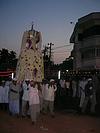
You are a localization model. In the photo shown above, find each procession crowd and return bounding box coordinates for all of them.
[0,74,100,125]
[0,78,57,124]
[58,75,100,115]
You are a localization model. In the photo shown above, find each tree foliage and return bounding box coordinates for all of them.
[0,48,18,71]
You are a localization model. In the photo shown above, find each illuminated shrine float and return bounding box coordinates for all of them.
[16,24,44,82]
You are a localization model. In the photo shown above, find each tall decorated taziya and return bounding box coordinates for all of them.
[16,24,44,82]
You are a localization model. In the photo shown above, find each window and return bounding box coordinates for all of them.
[81,48,95,59]
[97,48,100,57]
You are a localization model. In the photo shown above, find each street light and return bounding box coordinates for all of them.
[66,70,69,72]
[70,21,75,25]
[12,73,14,79]
[58,70,61,79]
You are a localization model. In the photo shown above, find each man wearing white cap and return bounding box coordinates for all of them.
[22,79,30,117]
[28,80,40,124]
[43,79,57,117]
[9,78,21,116]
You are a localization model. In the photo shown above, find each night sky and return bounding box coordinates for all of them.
[0,0,100,64]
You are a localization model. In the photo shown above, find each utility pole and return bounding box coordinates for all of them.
[48,42,54,61]
[42,45,49,59]
[43,46,46,58]
[42,45,50,79]
[42,43,54,79]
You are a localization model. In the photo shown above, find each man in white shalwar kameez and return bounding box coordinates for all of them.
[79,77,87,110]
[0,81,5,110]
[43,79,57,117]
[9,78,21,116]
[4,81,10,111]
[22,79,30,117]
[29,80,40,125]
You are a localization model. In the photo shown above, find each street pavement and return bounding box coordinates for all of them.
[0,110,100,133]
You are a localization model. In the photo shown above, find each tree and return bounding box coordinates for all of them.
[0,48,18,71]
[8,51,18,69]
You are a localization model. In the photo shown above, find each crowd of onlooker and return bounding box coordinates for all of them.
[0,74,100,124]
[56,74,100,115]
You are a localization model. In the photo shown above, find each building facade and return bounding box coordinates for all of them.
[70,12,100,71]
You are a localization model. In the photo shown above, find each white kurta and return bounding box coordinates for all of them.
[79,80,87,107]
[42,84,49,100]
[43,85,57,102]
[0,86,4,103]
[4,85,9,103]
[29,86,39,105]
[22,82,29,101]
